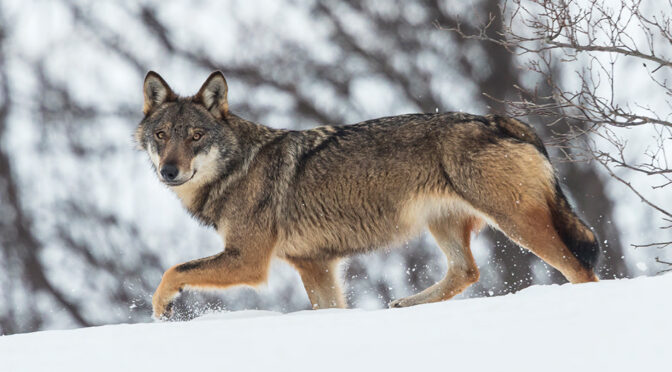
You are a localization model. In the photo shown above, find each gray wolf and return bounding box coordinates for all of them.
[136,71,599,319]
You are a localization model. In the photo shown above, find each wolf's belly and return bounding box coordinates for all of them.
[273,193,469,260]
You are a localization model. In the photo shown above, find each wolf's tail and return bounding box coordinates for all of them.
[487,114,600,270]
[547,182,601,270]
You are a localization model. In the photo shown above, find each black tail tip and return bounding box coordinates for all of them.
[569,238,601,271]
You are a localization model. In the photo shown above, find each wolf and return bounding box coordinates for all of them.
[136,71,600,319]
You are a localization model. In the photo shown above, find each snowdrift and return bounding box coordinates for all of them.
[1,274,669,371]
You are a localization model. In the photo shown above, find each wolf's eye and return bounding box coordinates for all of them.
[193,133,203,141]
[155,131,166,140]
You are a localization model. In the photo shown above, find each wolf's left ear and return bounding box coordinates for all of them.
[143,71,176,115]
[195,71,229,119]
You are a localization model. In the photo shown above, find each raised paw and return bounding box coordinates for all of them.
[152,301,175,321]
[152,290,179,320]
[152,266,185,320]
[152,283,181,320]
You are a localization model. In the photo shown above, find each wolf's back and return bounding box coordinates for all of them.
[485,115,549,158]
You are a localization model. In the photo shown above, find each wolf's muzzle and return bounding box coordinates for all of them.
[160,164,179,182]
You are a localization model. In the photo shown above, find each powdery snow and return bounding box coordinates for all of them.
[1,274,669,371]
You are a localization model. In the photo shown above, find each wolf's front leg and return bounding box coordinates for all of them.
[152,236,274,319]
[289,258,346,309]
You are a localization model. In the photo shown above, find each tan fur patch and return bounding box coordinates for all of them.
[171,146,221,208]
[146,141,160,169]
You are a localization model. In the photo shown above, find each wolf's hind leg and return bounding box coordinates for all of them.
[290,259,346,309]
[390,216,481,308]
[493,206,599,284]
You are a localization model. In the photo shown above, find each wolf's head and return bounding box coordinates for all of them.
[136,71,238,187]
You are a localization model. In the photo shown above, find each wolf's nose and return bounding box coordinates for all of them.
[160,164,179,181]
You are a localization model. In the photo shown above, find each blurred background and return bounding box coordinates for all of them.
[0,0,669,335]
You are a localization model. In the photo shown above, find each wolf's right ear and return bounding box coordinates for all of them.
[143,71,176,115]
[195,71,229,119]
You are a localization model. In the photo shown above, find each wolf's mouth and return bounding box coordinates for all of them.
[164,170,196,187]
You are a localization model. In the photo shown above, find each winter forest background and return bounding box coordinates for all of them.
[0,0,670,335]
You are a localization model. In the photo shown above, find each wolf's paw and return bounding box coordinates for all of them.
[389,295,426,308]
[389,298,411,308]
[152,288,181,321]
[152,266,184,320]
[152,301,175,321]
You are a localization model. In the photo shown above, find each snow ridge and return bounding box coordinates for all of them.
[1,275,669,372]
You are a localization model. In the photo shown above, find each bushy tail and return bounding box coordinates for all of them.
[548,183,601,270]
[485,114,600,270]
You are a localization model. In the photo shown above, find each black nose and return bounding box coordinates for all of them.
[160,164,179,181]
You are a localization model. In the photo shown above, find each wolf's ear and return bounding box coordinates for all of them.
[143,71,176,115]
[195,71,228,119]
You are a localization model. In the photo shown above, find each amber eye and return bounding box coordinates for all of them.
[193,133,203,141]
[155,131,166,140]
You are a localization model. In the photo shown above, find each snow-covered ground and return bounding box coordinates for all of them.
[1,274,669,371]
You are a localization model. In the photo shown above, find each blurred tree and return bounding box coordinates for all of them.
[445,0,670,273]
[461,0,630,292]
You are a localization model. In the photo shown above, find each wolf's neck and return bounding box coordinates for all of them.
[171,114,286,225]
[226,113,284,149]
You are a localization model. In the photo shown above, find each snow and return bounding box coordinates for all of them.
[1,274,669,371]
